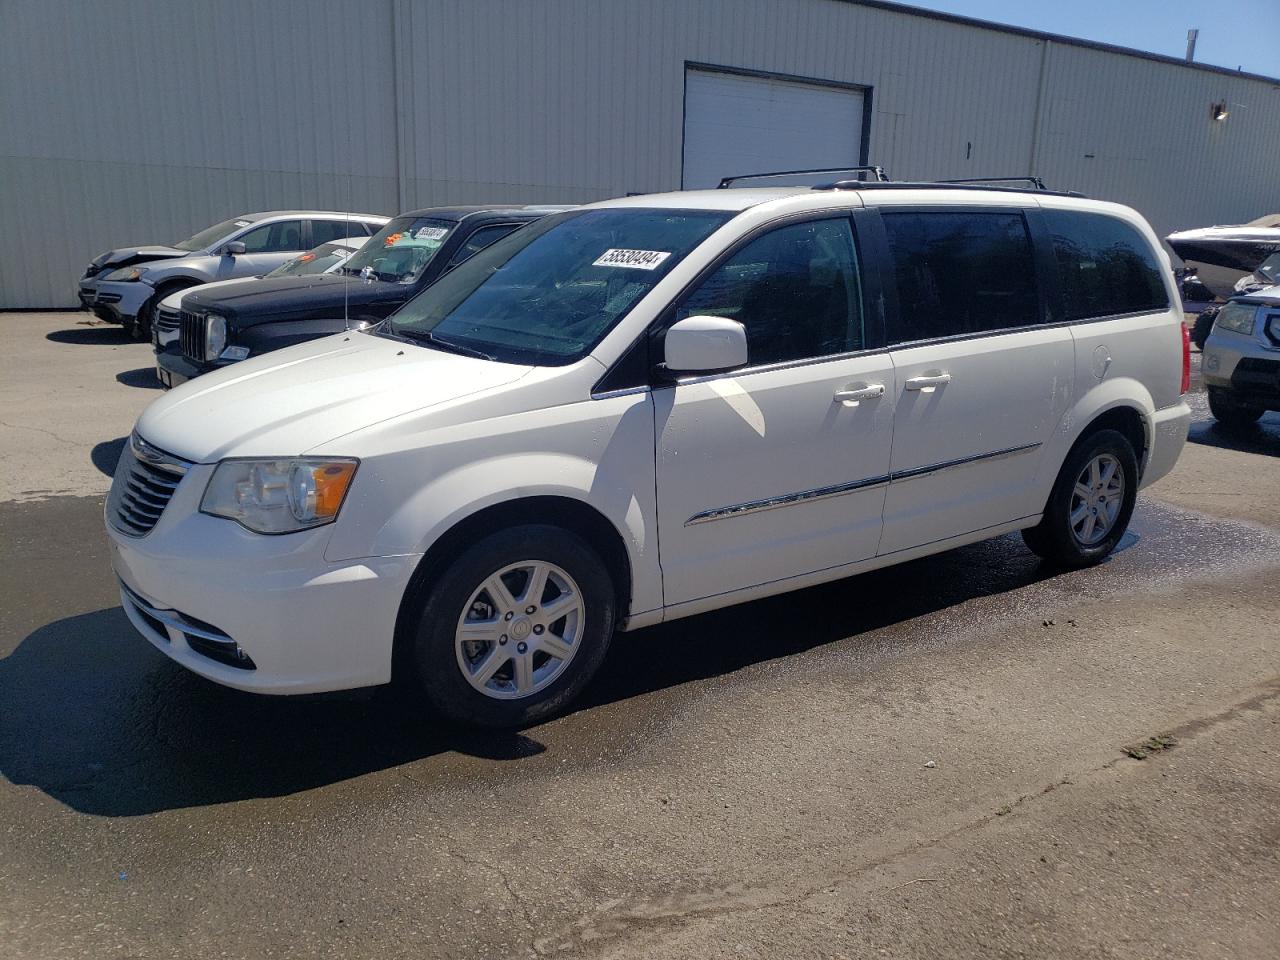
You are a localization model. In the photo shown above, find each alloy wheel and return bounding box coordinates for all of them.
[1070,453,1124,546]
[454,560,584,700]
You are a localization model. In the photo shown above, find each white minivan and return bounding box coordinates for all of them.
[107,183,1191,727]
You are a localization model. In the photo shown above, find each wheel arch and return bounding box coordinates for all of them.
[391,495,634,681]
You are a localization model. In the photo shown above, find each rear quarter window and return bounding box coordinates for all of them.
[1042,209,1169,321]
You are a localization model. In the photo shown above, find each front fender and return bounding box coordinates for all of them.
[321,393,661,617]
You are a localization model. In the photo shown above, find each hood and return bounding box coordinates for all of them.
[135,331,532,462]
[94,245,190,270]
[185,273,409,325]
[160,276,259,311]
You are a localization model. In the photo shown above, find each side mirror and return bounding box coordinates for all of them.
[663,315,748,375]
[223,241,246,256]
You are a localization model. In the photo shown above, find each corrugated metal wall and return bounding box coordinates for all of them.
[3,0,1278,308]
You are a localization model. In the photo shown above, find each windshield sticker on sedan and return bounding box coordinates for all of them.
[415,227,449,241]
[234,220,252,227]
[592,248,672,270]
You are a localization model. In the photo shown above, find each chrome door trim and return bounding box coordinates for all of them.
[890,441,1041,482]
[685,474,891,526]
[684,441,1042,525]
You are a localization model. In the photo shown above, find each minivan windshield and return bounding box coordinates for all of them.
[175,217,253,252]
[384,208,732,365]
[341,216,456,283]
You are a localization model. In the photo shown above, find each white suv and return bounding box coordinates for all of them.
[106,184,1191,727]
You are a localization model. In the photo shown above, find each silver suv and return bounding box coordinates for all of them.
[1201,285,1280,427]
[78,210,387,338]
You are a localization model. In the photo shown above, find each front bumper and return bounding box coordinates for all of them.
[106,459,420,694]
[1203,331,1280,409]
[92,279,152,322]
[78,278,121,323]
[154,344,201,388]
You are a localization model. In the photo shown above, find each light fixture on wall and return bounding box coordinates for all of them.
[1212,101,1230,121]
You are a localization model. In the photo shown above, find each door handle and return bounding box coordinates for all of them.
[904,373,952,392]
[833,383,885,406]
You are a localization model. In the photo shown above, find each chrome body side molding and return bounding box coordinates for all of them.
[685,441,1042,526]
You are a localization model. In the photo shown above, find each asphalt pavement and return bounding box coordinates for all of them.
[1,312,1278,960]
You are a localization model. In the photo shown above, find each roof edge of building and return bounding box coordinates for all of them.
[845,0,1280,87]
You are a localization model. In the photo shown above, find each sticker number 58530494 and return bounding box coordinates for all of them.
[592,248,671,270]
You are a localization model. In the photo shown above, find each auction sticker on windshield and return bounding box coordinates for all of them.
[415,227,449,241]
[593,248,671,270]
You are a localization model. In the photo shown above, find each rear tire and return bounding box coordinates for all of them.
[407,524,616,729]
[1207,387,1263,429]
[1190,308,1217,350]
[1022,428,1138,568]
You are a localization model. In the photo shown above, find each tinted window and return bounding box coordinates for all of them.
[1043,210,1169,320]
[311,219,368,245]
[447,223,523,267]
[883,211,1038,342]
[237,220,304,253]
[387,208,731,366]
[676,218,864,365]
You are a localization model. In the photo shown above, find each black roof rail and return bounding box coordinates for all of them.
[814,180,1088,199]
[717,165,889,188]
[938,176,1050,190]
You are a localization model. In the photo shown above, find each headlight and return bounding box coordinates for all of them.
[106,266,148,282]
[1214,301,1258,336]
[205,313,228,358]
[201,458,358,534]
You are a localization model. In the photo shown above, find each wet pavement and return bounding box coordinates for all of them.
[2,313,1279,959]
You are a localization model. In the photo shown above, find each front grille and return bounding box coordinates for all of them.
[156,305,181,332]
[180,309,205,361]
[98,292,122,304]
[107,435,190,536]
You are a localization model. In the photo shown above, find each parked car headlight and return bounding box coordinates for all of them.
[1214,301,1258,336]
[201,458,359,534]
[106,266,148,282]
[205,313,228,357]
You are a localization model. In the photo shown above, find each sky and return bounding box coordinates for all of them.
[904,0,1278,78]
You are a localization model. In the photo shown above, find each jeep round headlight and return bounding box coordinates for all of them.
[106,266,147,282]
[1214,301,1259,336]
[201,458,359,534]
[205,313,228,358]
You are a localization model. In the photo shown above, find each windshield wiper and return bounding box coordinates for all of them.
[396,328,496,361]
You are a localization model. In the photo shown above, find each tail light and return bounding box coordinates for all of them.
[1180,324,1191,395]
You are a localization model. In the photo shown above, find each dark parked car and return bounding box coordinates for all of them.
[157,205,569,386]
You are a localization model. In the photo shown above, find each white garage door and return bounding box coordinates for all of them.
[682,69,866,189]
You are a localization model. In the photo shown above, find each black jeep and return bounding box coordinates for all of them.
[157,205,567,387]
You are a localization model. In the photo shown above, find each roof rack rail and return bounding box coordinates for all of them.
[814,180,1087,199]
[718,165,889,188]
[938,177,1050,190]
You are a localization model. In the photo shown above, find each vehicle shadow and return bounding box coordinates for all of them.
[116,367,162,390]
[90,437,127,477]
[1187,413,1280,458]
[0,531,1082,818]
[45,325,132,345]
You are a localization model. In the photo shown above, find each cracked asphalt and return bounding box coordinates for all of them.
[2,312,1278,959]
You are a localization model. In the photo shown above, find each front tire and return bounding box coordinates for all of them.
[407,525,616,728]
[1022,429,1138,568]
[1207,387,1263,429]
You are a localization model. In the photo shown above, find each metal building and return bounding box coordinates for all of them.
[2,0,1278,308]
